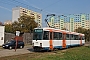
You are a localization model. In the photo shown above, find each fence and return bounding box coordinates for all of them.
[4,33,33,45]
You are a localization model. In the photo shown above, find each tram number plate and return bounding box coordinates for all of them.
[36,42,38,43]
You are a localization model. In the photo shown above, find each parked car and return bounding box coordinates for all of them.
[2,40,24,50]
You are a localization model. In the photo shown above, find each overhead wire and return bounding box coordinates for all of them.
[9,0,28,8]
[0,0,12,12]
[0,0,13,6]
[0,0,61,16]
[43,0,61,10]
[0,0,21,11]
[22,0,57,14]
[23,0,42,11]
[0,0,20,7]
[0,0,60,14]
[0,0,61,27]
[0,5,12,12]
[1,0,61,16]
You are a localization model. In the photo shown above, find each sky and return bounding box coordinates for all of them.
[0,0,90,27]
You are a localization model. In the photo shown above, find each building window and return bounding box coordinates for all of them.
[82,26,84,27]
[61,25,63,26]
[61,27,63,29]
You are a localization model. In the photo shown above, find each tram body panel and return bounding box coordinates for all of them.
[71,40,79,46]
[66,40,71,47]
[82,40,85,45]
[53,40,62,49]
[32,40,42,46]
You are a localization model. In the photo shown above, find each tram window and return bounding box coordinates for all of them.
[33,29,43,40]
[63,34,66,40]
[70,34,74,40]
[43,31,49,40]
[66,34,70,40]
[79,36,85,40]
[59,33,62,40]
[50,32,52,40]
[74,35,79,40]
[33,33,42,40]
[79,36,81,40]
[53,32,59,40]
[82,36,85,40]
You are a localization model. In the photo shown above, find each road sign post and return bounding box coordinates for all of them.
[15,31,20,52]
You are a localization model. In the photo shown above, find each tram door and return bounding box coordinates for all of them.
[80,35,82,45]
[62,33,66,48]
[49,31,53,50]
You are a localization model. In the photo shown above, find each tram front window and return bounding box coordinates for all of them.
[33,29,43,40]
[43,31,49,40]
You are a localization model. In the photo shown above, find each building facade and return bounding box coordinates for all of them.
[48,13,90,32]
[12,7,42,27]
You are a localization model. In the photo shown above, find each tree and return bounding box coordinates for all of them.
[0,22,3,26]
[12,21,20,33]
[84,29,90,42]
[12,15,38,33]
[5,24,13,33]
[75,27,90,42]
[74,27,86,33]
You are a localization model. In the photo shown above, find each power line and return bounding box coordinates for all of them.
[0,0,54,14]
[0,0,15,7]
[10,0,28,7]
[0,5,11,12]
[9,0,43,13]
[43,0,61,10]
[0,0,61,14]
[11,0,40,10]
[0,0,36,11]
[23,0,42,11]
[22,0,54,14]
[0,0,60,15]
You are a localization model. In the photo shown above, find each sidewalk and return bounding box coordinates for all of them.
[0,46,33,57]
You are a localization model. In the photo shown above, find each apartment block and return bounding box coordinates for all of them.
[12,7,42,27]
[48,13,90,32]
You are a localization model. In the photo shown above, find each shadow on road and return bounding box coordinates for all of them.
[27,48,34,52]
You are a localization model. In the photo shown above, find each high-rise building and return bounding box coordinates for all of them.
[48,13,90,32]
[12,7,42,27]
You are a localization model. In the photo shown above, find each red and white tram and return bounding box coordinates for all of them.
[32,27,85,51]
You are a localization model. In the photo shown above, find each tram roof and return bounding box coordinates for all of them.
[79,33,85,36]
[34,27,84,35]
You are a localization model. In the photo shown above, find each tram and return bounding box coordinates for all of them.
[32,27,85,51]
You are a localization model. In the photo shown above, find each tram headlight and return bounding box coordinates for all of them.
[40,43,42,47]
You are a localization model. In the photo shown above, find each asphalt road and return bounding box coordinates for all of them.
[0,45,33,57]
